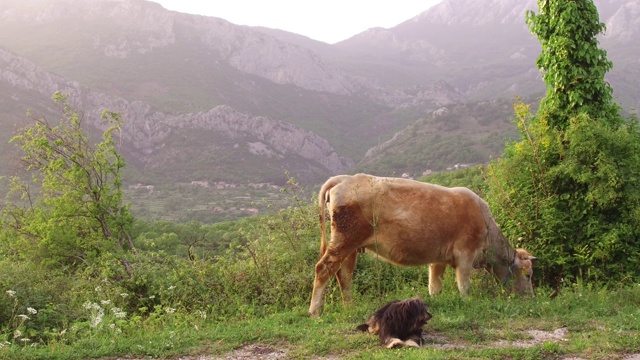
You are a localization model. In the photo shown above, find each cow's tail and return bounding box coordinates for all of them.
[317,175,348,259]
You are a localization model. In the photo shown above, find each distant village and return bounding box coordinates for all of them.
[127,180,283,218]
[128,180,282,193]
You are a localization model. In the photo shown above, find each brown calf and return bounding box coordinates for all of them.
[309,174,535,316]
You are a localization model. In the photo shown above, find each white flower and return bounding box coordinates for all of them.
[94,286,102,292]
[19,338,30,343]
[109,323,115,330]
[13,330,22,339]
[90,313,103,328]
[100,300,111,306]
[197,310,207,319]
[83,301,101,311]
[17,314,30,320]
[120,293,129,298]
[168,285,176,290]
[111,307,126,318]
[6,290,16,297]
[165,308,176,314]
[26,307,37,315]
[148,295,155,299]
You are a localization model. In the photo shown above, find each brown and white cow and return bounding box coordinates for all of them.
[309,174,535,316]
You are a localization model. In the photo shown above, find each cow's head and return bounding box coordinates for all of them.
[511,248,536,295]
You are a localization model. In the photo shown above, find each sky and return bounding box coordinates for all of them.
[153,0,443,44]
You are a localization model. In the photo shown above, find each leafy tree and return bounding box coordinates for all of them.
[485,1,640,285]
[0,92,136,275]
[526,0,621,129]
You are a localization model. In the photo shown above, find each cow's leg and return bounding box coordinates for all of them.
[454,263,473,296]
[309,247,351,316]
[429,263,447,295]
[335,250,358,305]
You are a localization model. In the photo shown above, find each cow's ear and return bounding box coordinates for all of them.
[528,256,538,261]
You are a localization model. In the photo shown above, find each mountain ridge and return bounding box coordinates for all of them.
[1,0,639,222]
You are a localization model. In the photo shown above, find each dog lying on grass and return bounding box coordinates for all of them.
[356,298,432,348]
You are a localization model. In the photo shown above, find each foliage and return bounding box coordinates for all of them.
[0,92,135,273]
[526,0,620,129]
[2,271,639,359]
[486,0,640,285]
[421,166,486,197]
[1,162,640,358]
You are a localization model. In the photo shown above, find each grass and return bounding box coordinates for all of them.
[2,278,639,360]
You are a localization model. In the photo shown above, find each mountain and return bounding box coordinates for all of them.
[334,0,639,109]
[1,0,639,221]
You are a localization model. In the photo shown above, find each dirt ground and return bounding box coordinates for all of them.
[163,328,640,360]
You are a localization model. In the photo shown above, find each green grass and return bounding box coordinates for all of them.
[2,280,639,360]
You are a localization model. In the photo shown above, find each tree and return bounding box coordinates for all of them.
[526,0,620,129]
[0,92,136,276]
[485,0,640,285]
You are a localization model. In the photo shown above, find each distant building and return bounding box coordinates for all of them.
[190,180,209,188]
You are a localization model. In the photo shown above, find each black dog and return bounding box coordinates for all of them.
[356,298,432,348]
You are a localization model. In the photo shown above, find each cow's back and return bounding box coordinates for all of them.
[326,174,490,267]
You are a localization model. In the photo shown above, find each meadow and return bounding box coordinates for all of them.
[2,180,639,360]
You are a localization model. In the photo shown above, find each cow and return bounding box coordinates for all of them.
[356,298,432,348]
[308,173,536,317]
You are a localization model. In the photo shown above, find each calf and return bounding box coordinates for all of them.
[309,174,536,316]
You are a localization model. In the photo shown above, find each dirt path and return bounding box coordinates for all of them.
[165,328,640,360]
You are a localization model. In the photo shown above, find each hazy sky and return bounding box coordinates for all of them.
[153,0,443,44]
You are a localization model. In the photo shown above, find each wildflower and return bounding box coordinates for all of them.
[148,295,155,299]
[60,329,67,336]
[111,307,126,318]
[165,308,176,314]
[83,301,101,311]
[95,286,101,292]
[109,323,116,330]
[0,341,11,349]
[197,310,207,319]
[100,300,111,306]
[168,285,176,290]
[13,330,21,339]
[26,307,37,315]
[90,312,104,328]
[120,293,129,298]
[17,314,30,320]
[20,338,30,343]
[6,290,16,297]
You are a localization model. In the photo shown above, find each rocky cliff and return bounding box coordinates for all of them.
[0,47,352,177]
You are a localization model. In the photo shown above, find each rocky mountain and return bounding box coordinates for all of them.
[335,0,640,110]
[0,47,352,184]
[1,0,639,210]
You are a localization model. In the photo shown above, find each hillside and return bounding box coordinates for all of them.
[1,0,639,222]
